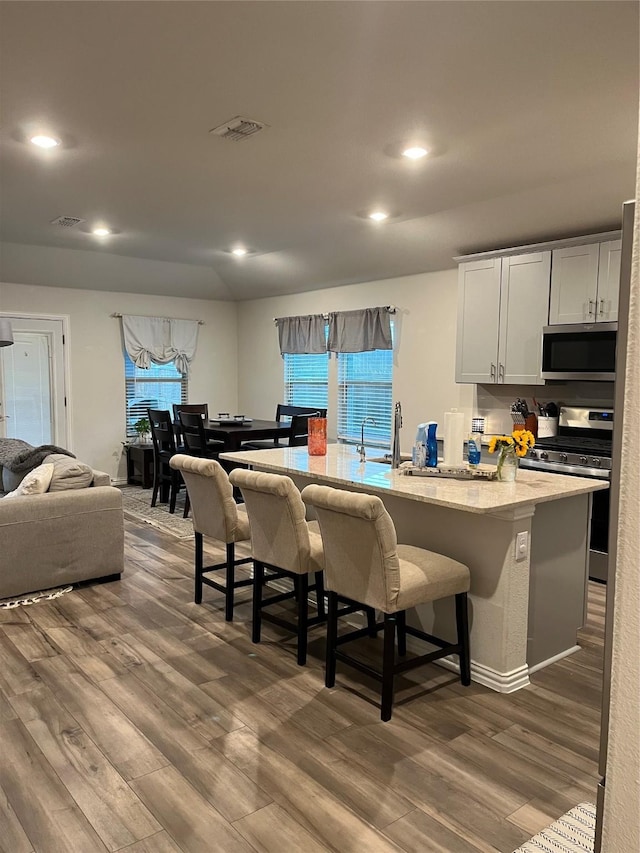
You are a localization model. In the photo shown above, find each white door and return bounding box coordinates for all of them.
[455,258,501,383]
[0,317,68,445]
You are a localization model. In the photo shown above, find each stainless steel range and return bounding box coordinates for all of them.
[520,405,612,581]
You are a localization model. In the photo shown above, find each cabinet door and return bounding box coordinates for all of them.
[498,251,551,385]
[455,258,501,383]
[596,239,621,323]
[549,243,599,324]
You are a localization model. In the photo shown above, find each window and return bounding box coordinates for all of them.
[284,351,329,412]
[337,345,393,449]
[124,352,187,437]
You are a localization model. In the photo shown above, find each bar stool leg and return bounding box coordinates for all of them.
[225,543,235,622]
[296,573,309,666]
[366,607,378,638]
[252,560,264,644]
[315,571,326,618]
[455,592,471,686]
[397,610,407,656]
[194,532,204,604]
[325,591,338,688]
[381,613,397,722]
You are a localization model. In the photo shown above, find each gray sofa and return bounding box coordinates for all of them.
[0,457,124,600]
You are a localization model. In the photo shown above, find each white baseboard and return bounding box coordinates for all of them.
[527,644,580,675]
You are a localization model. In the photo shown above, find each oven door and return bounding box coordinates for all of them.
[541,323,617,381]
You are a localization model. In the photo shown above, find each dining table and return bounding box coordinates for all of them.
[174,417,292,452]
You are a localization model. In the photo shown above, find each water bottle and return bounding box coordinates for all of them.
[426,422,438,467]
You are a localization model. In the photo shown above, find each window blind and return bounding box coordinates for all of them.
[283,352,329,411]
[337,347,393,448]
[124,352,187,437]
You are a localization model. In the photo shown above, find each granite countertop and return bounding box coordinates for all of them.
[220,444,608,515]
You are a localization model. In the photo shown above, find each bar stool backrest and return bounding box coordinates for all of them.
[169,454,243,543]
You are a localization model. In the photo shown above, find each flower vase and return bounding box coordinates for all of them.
[308,417,327,456]
[497,445,519,482]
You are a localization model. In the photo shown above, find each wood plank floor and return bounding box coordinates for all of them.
[0,516,606,853]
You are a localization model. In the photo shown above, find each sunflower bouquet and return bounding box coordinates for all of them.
[489,430,535,480]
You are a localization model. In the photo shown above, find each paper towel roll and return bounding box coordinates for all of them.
[443,411,465,466]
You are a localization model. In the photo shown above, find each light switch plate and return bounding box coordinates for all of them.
[515,531,529,562]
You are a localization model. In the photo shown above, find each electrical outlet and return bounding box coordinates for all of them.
[515,531,529,562]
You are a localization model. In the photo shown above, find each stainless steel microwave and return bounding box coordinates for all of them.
[541,323,617,381]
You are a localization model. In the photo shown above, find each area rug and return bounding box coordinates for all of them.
[514,803,596,853]
[120,486,194,539]
[0,586,73,609]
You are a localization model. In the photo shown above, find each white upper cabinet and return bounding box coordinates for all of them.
[549,241,620,324]
[456,251,550,385]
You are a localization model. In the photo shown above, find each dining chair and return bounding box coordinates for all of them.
[147,408,190,516]
[228,468,327,666]
[169,454,253,620]
[173,403,209,420]
[178,411,225,459]
[301,483,471,721]
[242,405,327,450]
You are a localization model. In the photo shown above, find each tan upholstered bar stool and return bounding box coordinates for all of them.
[301,483,471,721]
[228,468,327,666]
[169,454,252,621]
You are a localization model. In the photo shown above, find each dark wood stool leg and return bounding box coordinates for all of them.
[455,592,471,686]
[396,610,407,656]
[366,607,378,638]
[183,490,190,519]
[381,613,397,722]
[315,571,326,618]
[194,531,203,604]
[225,543,235,622]
[325,591,338,688]
[169,470,178,514]
[252,561,264,644]
[296,573,309,666]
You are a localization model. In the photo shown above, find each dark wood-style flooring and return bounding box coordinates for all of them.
[0,515,606,853]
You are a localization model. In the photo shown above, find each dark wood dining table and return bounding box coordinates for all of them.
[176,418,292,452]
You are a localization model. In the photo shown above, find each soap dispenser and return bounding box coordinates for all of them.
[426,422,438,467]
[413,423,427,468]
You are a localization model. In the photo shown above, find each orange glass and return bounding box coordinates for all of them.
[308,417,327,456]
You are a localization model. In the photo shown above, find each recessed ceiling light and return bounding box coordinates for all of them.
[232,248,248,256]
[30,134,60,149]
[369,211,389,222]
[92,227,111,237]
[402,146,428,160]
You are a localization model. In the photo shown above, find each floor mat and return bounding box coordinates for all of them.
[513,803,596,853]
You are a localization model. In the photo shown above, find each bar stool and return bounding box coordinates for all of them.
[301,483,471,721]
[228,468,327,666]
[169,454,252,621]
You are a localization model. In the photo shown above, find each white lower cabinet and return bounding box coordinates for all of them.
[456,251,551,385]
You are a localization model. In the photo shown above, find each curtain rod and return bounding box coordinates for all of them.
[111,313,205,325]
[273,305,397,323]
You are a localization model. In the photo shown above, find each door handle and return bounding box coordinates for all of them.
[588,299,596,317]
[599,299,605,317]
[498,363,505,383]
[490,363,496,381]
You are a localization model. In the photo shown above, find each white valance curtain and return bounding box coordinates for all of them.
[276,314,326,355]
[121,315,199,375]
[327,306,393,353]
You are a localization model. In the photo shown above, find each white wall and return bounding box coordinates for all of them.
[0,281,238,479]
[237,269,475,451]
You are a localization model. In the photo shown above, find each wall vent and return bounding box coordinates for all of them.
[50,215,85,227]
[209,116,269,142]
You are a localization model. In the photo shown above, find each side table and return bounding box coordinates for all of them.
[125,443,154,488]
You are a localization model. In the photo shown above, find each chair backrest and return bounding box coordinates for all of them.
[288,413,313,447]
[229,468,315,574]
[301,484,400,612]
[173,403,209,420]
[275,404,327,423]
[169,454,244,543]
[179,411,209,453]
[148,408,177,455]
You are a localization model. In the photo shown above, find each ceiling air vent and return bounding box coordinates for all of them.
[50,215,85,228]
[209,116,269,142]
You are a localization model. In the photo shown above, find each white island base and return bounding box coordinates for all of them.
[221,446,607,692]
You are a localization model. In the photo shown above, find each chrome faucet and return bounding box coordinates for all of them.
[391,402,402,469]
[357,417,376,462]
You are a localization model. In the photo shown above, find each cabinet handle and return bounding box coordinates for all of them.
[498,363,505,383]
[490,363,496,380]
[588,299,596,317]
[599,299,605,317]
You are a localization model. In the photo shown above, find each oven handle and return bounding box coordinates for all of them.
[519,458,611,480]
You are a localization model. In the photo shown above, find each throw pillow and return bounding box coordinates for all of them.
[44,453,93,491]
[3,463,55,499]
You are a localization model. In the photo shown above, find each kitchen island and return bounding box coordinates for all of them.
[221,445,608,692]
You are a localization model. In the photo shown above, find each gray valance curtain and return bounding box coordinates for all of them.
[121,314,199,375]
[327,306,393,353]
[276,314,326,355]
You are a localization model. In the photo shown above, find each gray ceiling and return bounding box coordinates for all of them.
[1,1,638,302]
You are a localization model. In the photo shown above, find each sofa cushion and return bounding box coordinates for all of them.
[2,467,25,493]
[44,453,94,491]
[3,463,55,499]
